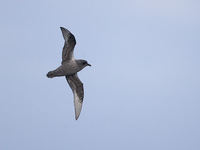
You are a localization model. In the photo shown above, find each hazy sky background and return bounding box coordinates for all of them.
[0,0,200,150]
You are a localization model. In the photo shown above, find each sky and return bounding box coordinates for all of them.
[0,0,200,150]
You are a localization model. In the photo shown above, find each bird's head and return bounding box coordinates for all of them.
[78,60,91,69]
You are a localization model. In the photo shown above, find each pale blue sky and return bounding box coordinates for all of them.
[0,0,200,150]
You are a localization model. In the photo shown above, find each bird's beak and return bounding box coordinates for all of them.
[87,63,91,67]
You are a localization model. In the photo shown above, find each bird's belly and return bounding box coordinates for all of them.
[54,63,80,76]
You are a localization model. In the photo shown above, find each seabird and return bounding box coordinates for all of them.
[46,27,91,120]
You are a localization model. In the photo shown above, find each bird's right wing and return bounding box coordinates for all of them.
[66,74,84,120]
[60,27,76,64]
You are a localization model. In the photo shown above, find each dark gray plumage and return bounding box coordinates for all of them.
[47,27,91,120]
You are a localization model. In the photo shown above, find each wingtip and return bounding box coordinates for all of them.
[75,115,79,120]
[60,27,75,42]
[75,107,81,120]
[60,27,65,30]
[60,27,70,33]
[74,93,83,120]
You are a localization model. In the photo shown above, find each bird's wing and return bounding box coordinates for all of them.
[60,27,76,64]
[66,74,84,120]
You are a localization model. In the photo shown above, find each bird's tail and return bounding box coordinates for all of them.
[46,71,56,78]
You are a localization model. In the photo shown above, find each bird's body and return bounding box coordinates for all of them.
[46,27,91,120]
[47,59,88,78]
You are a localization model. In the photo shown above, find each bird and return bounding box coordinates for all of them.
[46,27,91,120]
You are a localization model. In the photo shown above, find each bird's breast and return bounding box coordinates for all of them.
[62,61,80,75]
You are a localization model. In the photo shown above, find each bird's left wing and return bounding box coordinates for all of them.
[60,27,76,64]
[66,74,84,120]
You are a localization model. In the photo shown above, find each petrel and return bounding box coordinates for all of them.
[46,27,91,120]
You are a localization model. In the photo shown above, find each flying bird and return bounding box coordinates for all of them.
[46,27,91,120]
